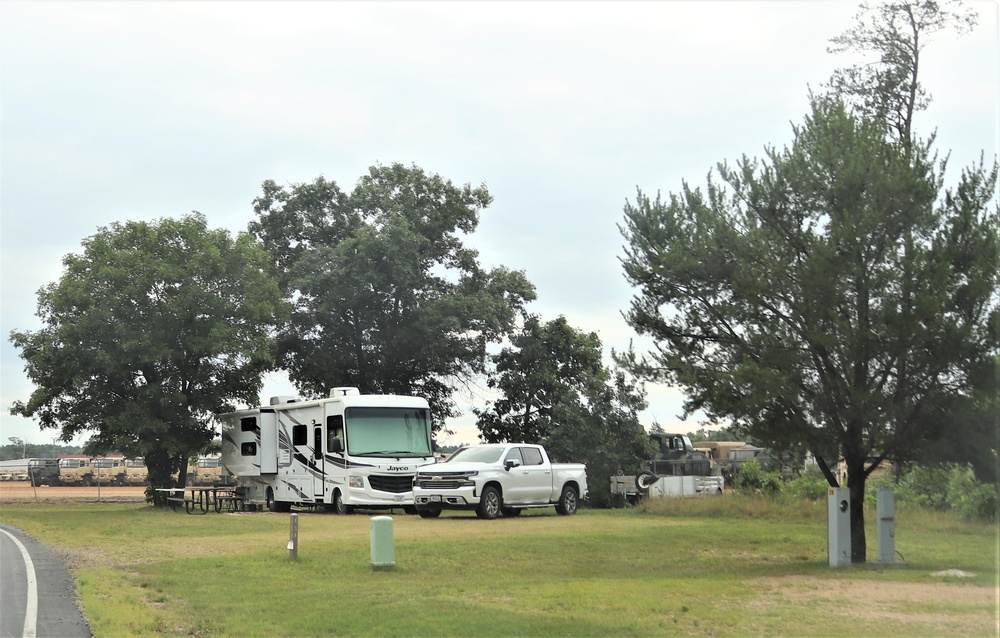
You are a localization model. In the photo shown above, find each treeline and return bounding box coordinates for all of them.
[0,443,84,461]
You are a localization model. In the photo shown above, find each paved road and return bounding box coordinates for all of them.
[0,525,91,638]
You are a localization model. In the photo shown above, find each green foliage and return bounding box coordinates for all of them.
[867,463,999,522]
[946,466,998,521]
[826,0,978,142]
[619,93,998,560]
[475,315,652,508]
[0,443,83,461]
[734,458,783,496]
[687,426,743,443]
[784,467,831,501]
[8,214,287,494]
[618,0,996,563]
[249,163,535,428]
[476,315,605,444]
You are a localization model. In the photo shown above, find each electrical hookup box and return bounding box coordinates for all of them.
[827,487,851,567]
[876,488,897,564]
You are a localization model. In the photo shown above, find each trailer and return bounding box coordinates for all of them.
[611,432,724,504]
[219,387,435,514]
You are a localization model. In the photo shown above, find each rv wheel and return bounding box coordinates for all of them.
[266,487,278,512]
[333,490,354,515]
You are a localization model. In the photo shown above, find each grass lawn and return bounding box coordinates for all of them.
[1,495,996,637]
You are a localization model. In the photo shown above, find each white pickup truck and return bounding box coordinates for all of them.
[412,443,587,519]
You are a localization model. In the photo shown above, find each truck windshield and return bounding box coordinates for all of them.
[445,447,504,464]
[345,407,433,458]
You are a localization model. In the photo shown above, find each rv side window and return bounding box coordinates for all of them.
[240,417,256,432]
[241,442,257,456]
[327,415,344,453]
[292,424,308,446]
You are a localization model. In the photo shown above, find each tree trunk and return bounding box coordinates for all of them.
[144,446,174,507]
[848,460,867,563]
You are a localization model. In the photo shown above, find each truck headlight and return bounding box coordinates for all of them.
[349,476,364,489]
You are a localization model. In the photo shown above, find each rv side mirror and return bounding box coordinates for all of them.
[331,438,344,454]
[504,459,521,471]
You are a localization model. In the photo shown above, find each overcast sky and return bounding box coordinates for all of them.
[1,1,996,449]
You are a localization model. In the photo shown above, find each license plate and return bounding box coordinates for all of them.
[431,495,442,502]
[393,495,405,502]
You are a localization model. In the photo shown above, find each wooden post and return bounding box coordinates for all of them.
[288,513,298,560]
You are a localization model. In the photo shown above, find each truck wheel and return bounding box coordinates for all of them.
[476,486,501,520]
[82,476,93,488]
[418,508,442,519]
[501,507,522,517]
[333,490,354,515]
[555,485,578,515]
[635,471,658,492]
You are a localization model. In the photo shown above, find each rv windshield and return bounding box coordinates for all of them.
[345,407,433,458]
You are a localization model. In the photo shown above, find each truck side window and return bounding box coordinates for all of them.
[292,424,308,446]
[521,447,543,466]
[504,448,524,465]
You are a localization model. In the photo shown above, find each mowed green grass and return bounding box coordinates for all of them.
[1,496,996,637]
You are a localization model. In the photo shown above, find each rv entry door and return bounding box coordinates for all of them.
[313,425,325,498]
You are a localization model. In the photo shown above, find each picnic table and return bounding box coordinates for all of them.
[155,486,245,514]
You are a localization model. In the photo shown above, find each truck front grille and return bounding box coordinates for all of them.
[368,474,413,494]
[414,479,463,489]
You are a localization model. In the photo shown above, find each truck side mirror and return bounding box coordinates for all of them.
[504,459,521,471]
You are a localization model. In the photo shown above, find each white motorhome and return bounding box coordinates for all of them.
[219,387,435,514]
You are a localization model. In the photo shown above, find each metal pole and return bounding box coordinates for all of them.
[288,513,298,560]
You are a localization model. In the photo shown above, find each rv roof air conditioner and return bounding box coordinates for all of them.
[269,396,298,405]
[330,387,361,397]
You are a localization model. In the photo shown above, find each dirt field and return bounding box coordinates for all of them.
[0,481,148,503]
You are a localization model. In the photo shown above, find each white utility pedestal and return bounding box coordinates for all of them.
[827,487,851,567]
[877,489,896,564]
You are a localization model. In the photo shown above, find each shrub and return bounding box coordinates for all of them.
[862,462,997,522]
[946,465,998,522]
[734,458,783,496]
[785,467,830,501]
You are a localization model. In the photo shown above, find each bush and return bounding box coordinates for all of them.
[862,462,997,522]
[734,458,783,496]
[784,467,830,501]
[946,465,998,522]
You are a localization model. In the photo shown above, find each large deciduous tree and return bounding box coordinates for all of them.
[618,93,998,561]
[249,163,535,431]
[476,315,652,507]
[9,214,287,501]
